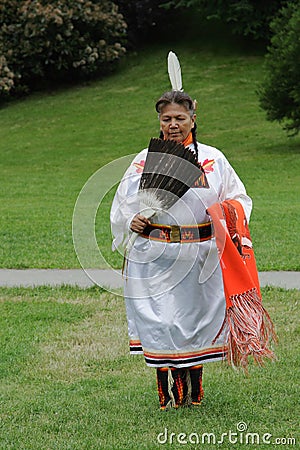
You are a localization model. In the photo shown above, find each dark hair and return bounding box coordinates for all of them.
[156,91,199,159]
[155,91,195,116]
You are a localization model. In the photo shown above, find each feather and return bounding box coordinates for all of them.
[125,138,201,258]
[167,51,183,91]
[140,138,200,209]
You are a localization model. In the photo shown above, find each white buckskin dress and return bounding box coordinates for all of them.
[110,141,252,368]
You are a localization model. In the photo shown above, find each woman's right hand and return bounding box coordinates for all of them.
[130,214,151,233]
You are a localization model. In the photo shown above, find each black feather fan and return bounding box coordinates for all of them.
[139,137,205,209]
[126,138,206,253]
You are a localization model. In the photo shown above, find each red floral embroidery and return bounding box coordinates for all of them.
[181,230,194,240]
[133,159,145,173]
[159,229,168,240]
[201,158,215,173]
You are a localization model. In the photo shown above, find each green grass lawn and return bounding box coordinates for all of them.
[0,32,299,270]
[0,285,298,449]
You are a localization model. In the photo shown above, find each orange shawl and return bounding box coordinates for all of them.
[207,200,277,371]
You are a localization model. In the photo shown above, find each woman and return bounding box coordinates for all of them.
[110,90,252,410]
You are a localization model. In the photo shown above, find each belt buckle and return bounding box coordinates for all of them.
[170,225,181,243]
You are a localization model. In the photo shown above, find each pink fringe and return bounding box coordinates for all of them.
[220,288,277,372]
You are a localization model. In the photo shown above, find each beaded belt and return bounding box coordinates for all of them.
[140,222,213,243]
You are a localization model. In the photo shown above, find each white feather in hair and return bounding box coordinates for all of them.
[168,51,183,91]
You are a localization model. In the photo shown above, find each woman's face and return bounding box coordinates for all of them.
[159,102,196,143]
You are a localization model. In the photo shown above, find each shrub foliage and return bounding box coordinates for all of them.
[115,1,169,45]
[0,0,127,97]
[258,2,300,135]
[162,0,289,40]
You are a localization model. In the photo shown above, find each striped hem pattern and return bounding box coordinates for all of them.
[129,340,227,367]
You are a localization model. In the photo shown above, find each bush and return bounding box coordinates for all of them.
[0,55,15,96]
[258,2,300,135]
[0,0,127,98]
[115,1,169,46]
[162,0,289,40]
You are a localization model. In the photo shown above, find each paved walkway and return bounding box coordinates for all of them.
[0,269,299,290]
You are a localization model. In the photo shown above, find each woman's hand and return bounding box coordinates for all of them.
[130,214,151,233]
